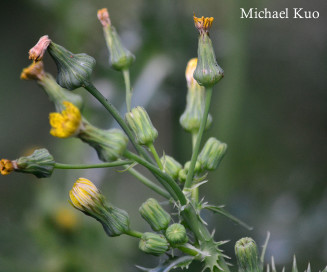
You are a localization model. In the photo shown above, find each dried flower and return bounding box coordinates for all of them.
[20,61,45,81]
[28,35,51,62]
[0,159,14,176]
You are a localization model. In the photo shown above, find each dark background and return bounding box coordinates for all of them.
[0,0,326,271]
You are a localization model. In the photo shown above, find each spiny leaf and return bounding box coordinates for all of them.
[260,232,271,265]
[136,256,194,272]
[204,205,253,230]
[292,256,298,272]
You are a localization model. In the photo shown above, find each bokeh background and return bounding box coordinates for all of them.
[0,0,326,271]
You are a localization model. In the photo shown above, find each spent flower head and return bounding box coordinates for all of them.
[0,159,15,176]
[28,35,51,62]
[20,61,45,81]
[97,8,111,27]
[49,101,82,138]
[193,15,214,35]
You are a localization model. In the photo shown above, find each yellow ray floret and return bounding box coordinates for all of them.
[0,159,14,176]
[49,101,82,138]
[69,178,101,212]
[193,15,214,33]
[185,58,198,88]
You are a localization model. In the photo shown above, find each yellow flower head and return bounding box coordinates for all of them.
[20,61,45,81]
[0,159,14,175]
[49,101,82,138]
[193,15,214,34]
[69,178,102,212]
[29,35,51,62]
[97,8,111,27]
[54,206,78,231]
[185,58,198,88]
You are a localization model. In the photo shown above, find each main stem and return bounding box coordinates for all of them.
[184,87,213,189]
[122,69,132,112]
[54,160,132,169]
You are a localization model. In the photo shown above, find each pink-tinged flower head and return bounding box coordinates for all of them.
[29,35,51,62]
[97,8,111,27]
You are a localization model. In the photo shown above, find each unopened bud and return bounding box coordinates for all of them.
[139,198,171,231]
[69,178,130,237]
[198,137,227,171]
[235,237,261,272]
[179,161,201,182]
[48,41,96,90]
[15,148,55,178]
[193,15,224,87]
[160,155,182,180]
[125,107,158,146]
[139,232,169,256]
[180,58,212,133]
[79,122,128,162]
[97,8,135,71]
[165,223,188,246]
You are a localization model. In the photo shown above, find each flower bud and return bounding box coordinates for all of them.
[69,178,130,237]
[180,58,212,133]
[179,161,201,182]
[125,106,158,146]
[160,155,182,180]
[178,168,187,183]
[139,232,169,256]
[198,137,227,171]
[47,41,96,90]
[193,16,224,87]
[79,122,128,162]
[21,62,83,112]
[97,8,135,71]
[14,148,55,178]
[165,223,188,246]
[235,237,261,272]
[139,198,171,231]
[49,101,82,138]
[0,159,14,176]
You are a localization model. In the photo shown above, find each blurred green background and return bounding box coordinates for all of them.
[0,0,326,271]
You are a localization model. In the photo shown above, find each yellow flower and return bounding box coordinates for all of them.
[20,61,45,81]
[54,207,78,231]
[0,159,14,175]
[69,178,101,212]
[193,15,214,34]
[49,101,82,138]
[185,58,199,89]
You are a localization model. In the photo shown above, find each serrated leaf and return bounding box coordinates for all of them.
[136,256,194,272]
[204,205,253,230]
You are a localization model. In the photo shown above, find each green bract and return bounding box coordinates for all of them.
[160,155,182,180]
[139,232,169,256]
[79,122,128,162]
[48,41,96,90]
[15,149,55,178]
[139,198,171,231]
[198,137,227,171]
[125,106,158,146]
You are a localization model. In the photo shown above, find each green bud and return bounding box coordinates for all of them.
[178,161,201,182]
[235,237,261,272]
[198,137,227,171]
[165,223,188,246]
[160,155,182,180]
[15,149,55,178]
[193,16,224,87]
[139,232,169,256]
[70,178,130,237]
[48,42,96,90]
[79,121,128,162]
[139,198,171,231]
[125,106,158,146]
[178,168,187,183]
[98,8,135,71]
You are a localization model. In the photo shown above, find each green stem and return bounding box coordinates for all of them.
[177,245,199,257]
[192,132,197,150]
[84,83,151,162]
[126,167,170,199]
[184,87,213,190]
[122,69,132,112]
[148,143,163,170]
[124,150,186,204]
[125,229,143,239]
[54,160,132,169]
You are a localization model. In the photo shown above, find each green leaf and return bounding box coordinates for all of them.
[204,205,253,230]
[136,256,194,272]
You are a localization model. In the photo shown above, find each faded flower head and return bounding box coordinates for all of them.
[49,101,82,138]
[29,35,51,62]
[193,15,214,34]
[97,8,111,27]
[0,159,14,176]
[20,61,45,81]
[185,58,199,89]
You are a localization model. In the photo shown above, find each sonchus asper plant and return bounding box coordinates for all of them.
[1,8,325,272]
